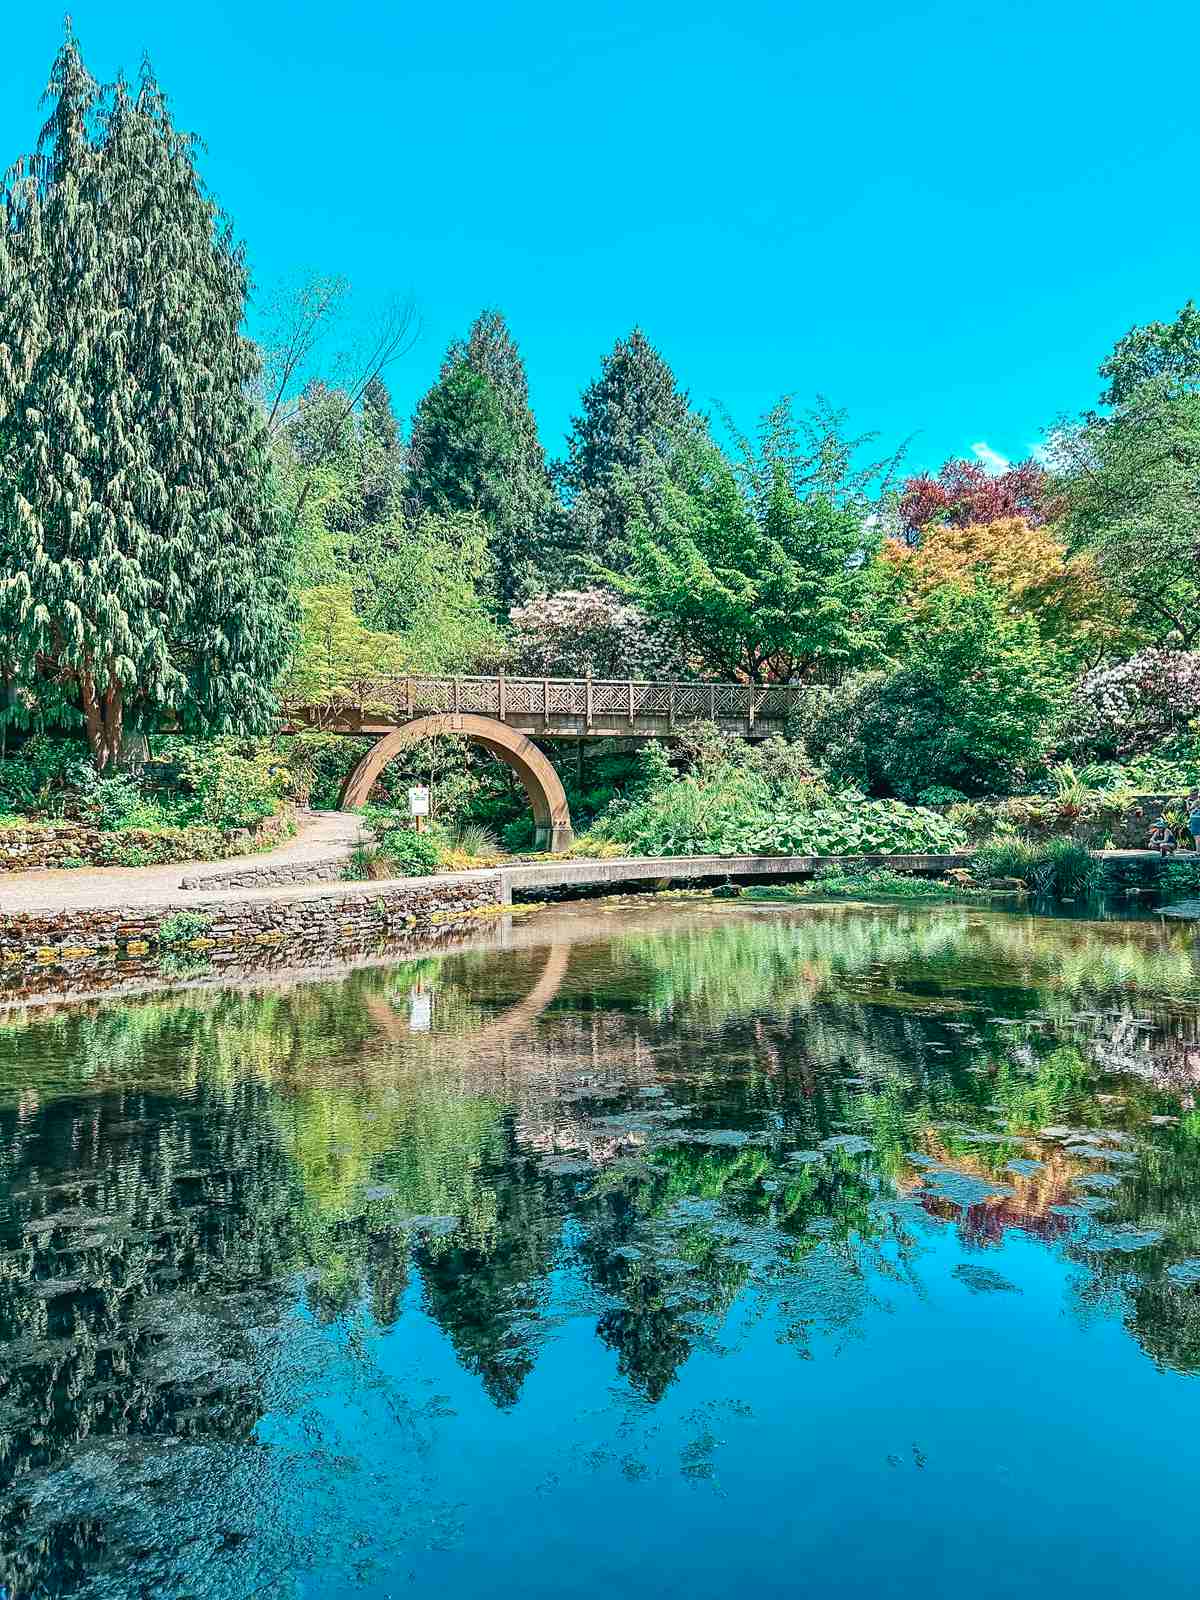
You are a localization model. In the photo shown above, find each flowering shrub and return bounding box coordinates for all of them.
[1063,649,1200,758]
[510,587,684,680]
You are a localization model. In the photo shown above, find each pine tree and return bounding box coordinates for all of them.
[408,310,557,608]
[407,360,512,529]
[0,32,293,767]
[357,376,403,531]
[561,328,693,575]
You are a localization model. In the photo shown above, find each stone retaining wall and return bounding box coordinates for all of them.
[950,792,1199,851]
[178,855,350,891]
[0,810,294,872]
[0,870,503,964]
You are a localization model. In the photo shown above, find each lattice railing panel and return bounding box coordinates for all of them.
[547,682,585,715]
[592,683,631,714]
[289,675,807,731]
[673,686,707,719]
[756,689,795,721]
[503,680,543,714]
[636,684,671,713]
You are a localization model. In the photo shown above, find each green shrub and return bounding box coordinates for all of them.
[157,911,212,944]
[501,816,537,853]
[808,582,1064,798]
[590,733,964,859]
[0,735,292,834]
[916,785,968,806]
[92,824,227,867]
[386,829,442,876]
[168,740,291,831]
[348,820,442,879]
[971,834,1098,898]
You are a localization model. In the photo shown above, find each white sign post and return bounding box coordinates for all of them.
[408,785,430,832]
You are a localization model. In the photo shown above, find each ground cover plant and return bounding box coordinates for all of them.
[745,867,986,902]
[583,732,965,859]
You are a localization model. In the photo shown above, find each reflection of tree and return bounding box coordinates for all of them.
[415,1151,564,1407]
[5,891,1200,1595]
[0,1080,301,1594]
[1070,1114,1200,1373]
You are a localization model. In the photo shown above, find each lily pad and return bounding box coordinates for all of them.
[819,1135,873,1157]
[1006,1158,1045,1177]
[952,1263,1020,1294]
[923,1171,1015,1208]
[1083,1225,1164,1254]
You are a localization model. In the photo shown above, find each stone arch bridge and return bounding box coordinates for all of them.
[287,674,803,853]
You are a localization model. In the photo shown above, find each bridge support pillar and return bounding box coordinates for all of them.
[539,823,575,852]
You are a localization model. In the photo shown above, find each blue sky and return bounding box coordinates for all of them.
[5,1,1198,474]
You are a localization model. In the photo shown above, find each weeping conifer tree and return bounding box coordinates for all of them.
[0,30,293,767]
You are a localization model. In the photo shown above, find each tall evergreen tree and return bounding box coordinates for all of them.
[561,328,693,575]
[0,32,293,766]
[408,310,557,608]
[358,375,403,528]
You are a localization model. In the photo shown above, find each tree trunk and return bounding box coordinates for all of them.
[80,667,125,771]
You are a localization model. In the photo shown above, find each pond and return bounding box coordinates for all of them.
[3,897,1200,1599]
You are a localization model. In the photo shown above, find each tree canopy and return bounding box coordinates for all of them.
[0,33,292,764]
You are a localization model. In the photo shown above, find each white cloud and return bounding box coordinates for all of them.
[970,440,1010,475]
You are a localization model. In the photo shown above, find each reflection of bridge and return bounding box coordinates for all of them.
[364,942,571,1055]
[288,675,804,853]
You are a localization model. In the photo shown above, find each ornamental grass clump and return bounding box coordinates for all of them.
[971,835,1099,899]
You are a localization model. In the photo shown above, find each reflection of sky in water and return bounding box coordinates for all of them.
[3,900,1200,1597]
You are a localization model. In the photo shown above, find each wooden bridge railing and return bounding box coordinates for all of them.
[288,674,807,734]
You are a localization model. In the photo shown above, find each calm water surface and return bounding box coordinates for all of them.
[3,898,1200,1598]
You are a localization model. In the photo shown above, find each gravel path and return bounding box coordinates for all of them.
[0,810,367,915]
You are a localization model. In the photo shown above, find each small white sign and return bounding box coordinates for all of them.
[408,785,430,818]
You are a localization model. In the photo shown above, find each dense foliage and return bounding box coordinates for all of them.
[2,27,1199,862]
[808,583,1065,798]
[586,731,964,858]
[0,36,293,764]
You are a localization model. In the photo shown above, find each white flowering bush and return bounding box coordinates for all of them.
[1064,649,1200,758]
[510,587,684,680]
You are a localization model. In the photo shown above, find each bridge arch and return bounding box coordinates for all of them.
[340,713,574,852]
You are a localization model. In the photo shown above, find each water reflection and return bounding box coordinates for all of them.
[3,901,1200,1597]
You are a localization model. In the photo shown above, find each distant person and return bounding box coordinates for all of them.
[1189,801,1200,852]
[1149,816,1176,858]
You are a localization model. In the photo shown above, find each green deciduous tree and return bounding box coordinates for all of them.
[812,580,1064,797]
[1057,302,1200,649]
[355,511,506,672]
[0,32,293,766]
[613,407,901,683]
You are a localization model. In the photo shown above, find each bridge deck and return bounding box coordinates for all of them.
[290,674,805,739]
